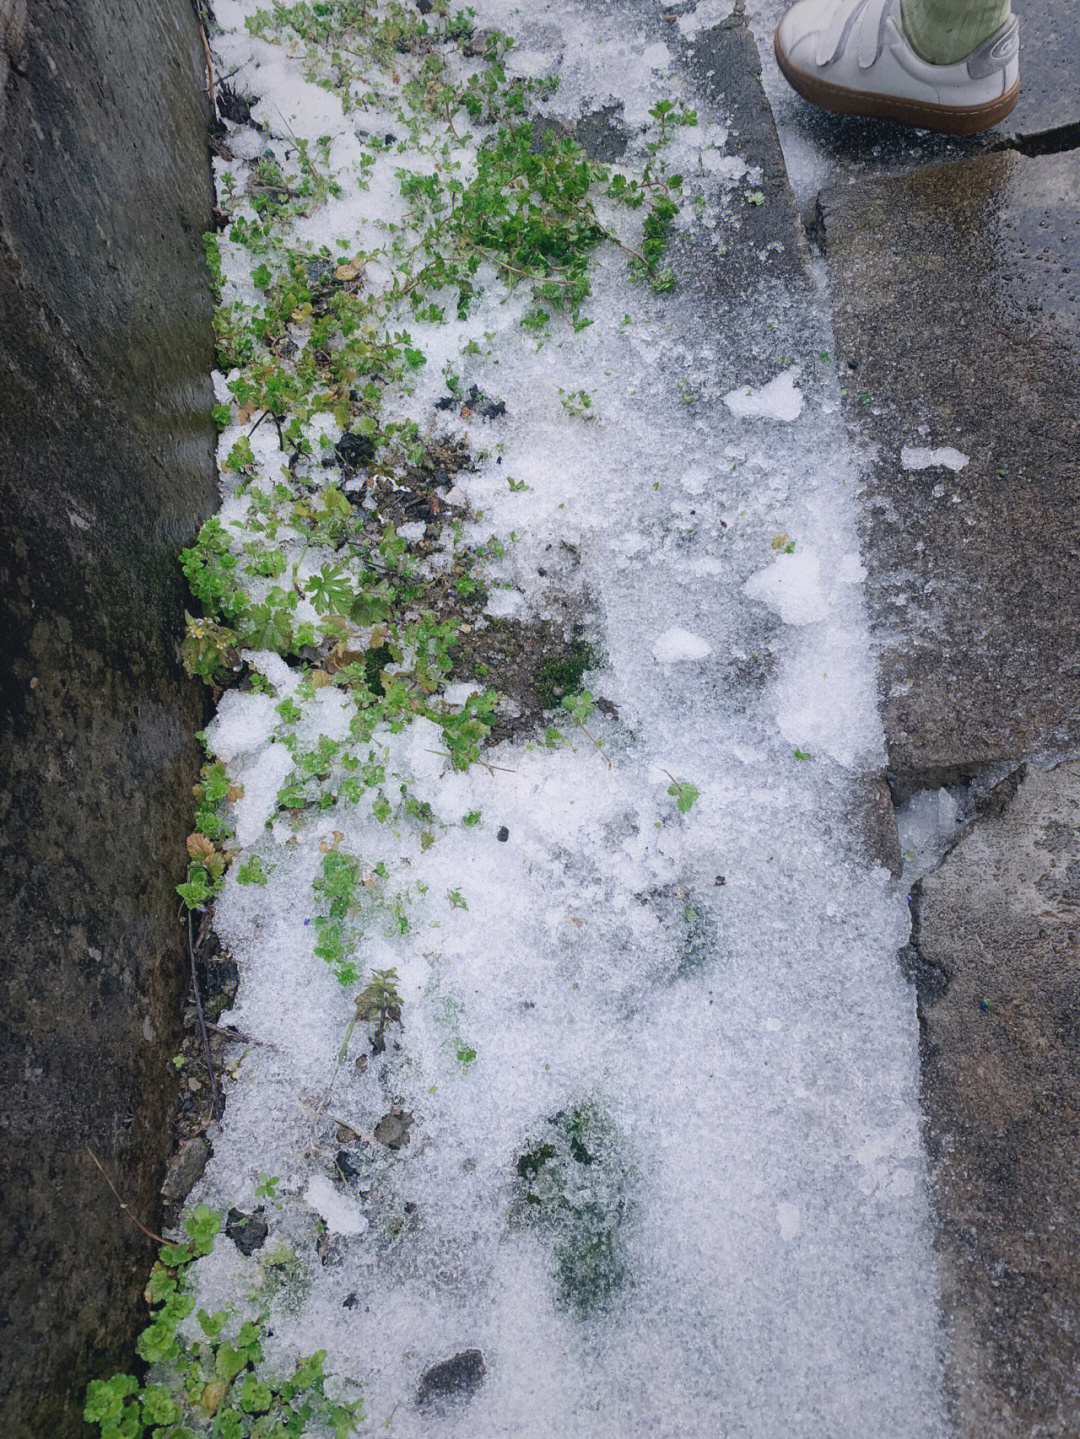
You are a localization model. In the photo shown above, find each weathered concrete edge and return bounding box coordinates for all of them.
[0,1,219,1433]
[901,761,1080,1436]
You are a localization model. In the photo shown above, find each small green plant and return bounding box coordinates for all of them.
[312,851,362,985]
[561,690,593,726]
[558,387,596,421]
[793,747,812,761]
[665,775,700,813]
[560,689,610,766]
[235,855,269,886]
[224,436,256,473]
[176,765,241,910]
[255,1173,280,1199]
[352,967,403,1054]
[84,1206,361,1438]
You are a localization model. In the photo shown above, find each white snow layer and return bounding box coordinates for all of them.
[896,786,963,880]
[305,1175,369,1237]
[901,445,970,472]
[652,626,713,662]
[187,2,945,1436]
[724,369,805,421]
[743,549,829,626]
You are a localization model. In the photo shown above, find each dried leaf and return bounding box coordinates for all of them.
[202,1380,228,1415]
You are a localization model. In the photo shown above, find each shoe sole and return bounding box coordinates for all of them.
[774,29,1020,135]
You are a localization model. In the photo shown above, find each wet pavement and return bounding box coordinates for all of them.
[822,147,1080,787]
[910,763,1080,1437]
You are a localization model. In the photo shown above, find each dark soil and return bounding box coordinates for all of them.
[453,619,601,745]
[216,83,259,127]
[225,1207,269,1255]
[340,433,473,537]
[162,919,239,1220]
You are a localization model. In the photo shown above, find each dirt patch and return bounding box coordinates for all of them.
[340,432,473,536]
[453,619,601,745]
[162,920,240,1225]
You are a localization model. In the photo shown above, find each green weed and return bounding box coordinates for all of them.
[84,1207,361,1438]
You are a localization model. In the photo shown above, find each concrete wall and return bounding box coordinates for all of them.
[0,2,217,1433]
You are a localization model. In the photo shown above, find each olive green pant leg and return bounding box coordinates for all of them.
[901,0,1013,64]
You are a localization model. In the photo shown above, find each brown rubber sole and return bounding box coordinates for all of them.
[774,28,1020,135]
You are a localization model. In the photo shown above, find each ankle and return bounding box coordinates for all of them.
[901,0,1012,65]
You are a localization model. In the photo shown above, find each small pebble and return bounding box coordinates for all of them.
[497,826,509,842]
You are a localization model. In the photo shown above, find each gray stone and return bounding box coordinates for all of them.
[822,148,1080,789]
[225,1207,269,1256]
[161,1137,210,1202]
[416,1349,486,1407]
[0,1,217,1434]
[374,1107,414,1150]
[911,761,1080,1437]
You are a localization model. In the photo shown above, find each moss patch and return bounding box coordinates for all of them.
[515,1101,634,1316]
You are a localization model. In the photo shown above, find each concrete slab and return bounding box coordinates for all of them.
[908,762,1080,1437]
[681,12,812,295]
[1006,0,1080,145]
[821,147,1080,789]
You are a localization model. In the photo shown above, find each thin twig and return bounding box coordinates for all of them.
[313,1012,356,1130]
[188,910,222,1120]
[199,22,216,111]
[574,718,611,768]
[86,1147,170,1247]
[329,1113,375,1141]
[207,1022,277,1049]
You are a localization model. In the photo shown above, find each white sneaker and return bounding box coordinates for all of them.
[774,0,1019,134]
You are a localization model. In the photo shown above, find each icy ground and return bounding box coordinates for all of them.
[186,0,945,1432]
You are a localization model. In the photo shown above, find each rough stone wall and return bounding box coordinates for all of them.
[0,2,217,1434]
